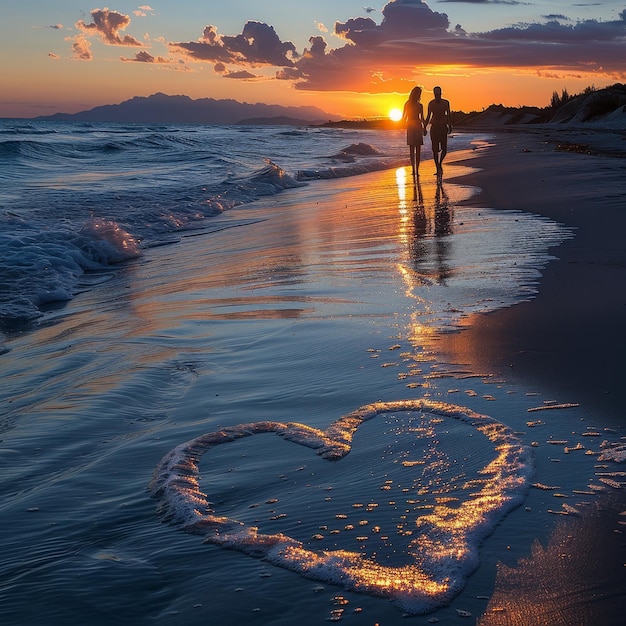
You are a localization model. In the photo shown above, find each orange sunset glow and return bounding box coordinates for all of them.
[1,1,624,119]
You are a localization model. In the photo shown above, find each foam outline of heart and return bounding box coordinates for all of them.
[149,398,532,614]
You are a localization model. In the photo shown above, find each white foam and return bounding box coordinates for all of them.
[0,218,140,323]
[149,399,532,614]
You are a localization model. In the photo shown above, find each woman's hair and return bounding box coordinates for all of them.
[409,86,423,102]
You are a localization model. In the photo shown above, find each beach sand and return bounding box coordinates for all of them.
[442,129,626,420]
[440,129,626,625]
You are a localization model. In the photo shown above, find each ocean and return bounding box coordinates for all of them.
[1,119,624,624]
[0,121,415,328]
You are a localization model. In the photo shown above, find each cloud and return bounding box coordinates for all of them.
[127,0,625,93]
[76,8,142,46]
[334,0,449,47]
[134,6,155,17]
[285,0,626,92]
[170,21,297,67]
[543,14,572,22]
[479,16,626,43]
[277,1,453,91]
[121,50,171,63]
[71,34,92,60]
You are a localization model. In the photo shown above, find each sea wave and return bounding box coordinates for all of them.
[297,157,405,180]
[0,121,413,330]
[0,160,308,327]
[295,141,404,179]
[0,218,140,326]
[0,132,206,165]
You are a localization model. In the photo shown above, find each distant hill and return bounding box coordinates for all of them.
[33,92,340,125]
[31,84,626,129]
[456,83,626,129]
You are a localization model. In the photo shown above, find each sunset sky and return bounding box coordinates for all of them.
[2,0,625,119]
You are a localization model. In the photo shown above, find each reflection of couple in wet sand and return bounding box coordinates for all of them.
[412,176,452,234]
[408,175,453,284]
[402,86,452,179]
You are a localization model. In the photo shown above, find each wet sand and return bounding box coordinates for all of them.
[441,129,626,421]
[441,130,626,625]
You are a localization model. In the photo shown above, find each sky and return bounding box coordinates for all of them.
[1,0,625,119]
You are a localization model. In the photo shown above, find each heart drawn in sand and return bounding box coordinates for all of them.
[149,399,531,614]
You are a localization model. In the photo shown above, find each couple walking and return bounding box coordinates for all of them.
[402,86,452,179]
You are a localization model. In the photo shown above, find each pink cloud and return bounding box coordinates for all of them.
[71,34,92,60]
[76,8,142,46]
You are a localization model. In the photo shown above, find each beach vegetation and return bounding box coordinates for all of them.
[550,88,572,111]
[551,85,600,111]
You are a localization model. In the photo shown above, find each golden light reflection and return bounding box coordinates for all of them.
[396,167,411,245]
[396,167,407,206]
[152,399,530,614]
[391,160,461,361]
[144,166,533,613]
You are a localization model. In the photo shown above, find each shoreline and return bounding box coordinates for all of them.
[441,129,626,421]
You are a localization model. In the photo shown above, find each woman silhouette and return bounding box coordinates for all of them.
[402,86,426,179]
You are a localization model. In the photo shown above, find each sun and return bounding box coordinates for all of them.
[389,108,403,122]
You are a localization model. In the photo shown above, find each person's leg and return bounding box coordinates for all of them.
[431,138,440,173]
[439,137,448,174]
[409,144,416,177]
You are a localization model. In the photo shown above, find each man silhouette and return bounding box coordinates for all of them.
[425,86,452,178]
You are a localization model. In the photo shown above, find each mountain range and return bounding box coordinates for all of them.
[34,92,341,125]
[32,84,626,129]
